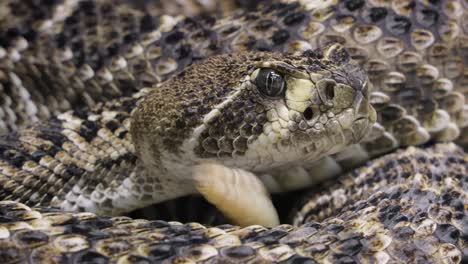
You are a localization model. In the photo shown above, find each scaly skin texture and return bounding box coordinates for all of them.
[1,0,467,146]
[0,0,465,205]
[0,0,265,133]
[0,144,465,263]
[126,0,268,17]
[0,46,375,216]
[0,0,466,262]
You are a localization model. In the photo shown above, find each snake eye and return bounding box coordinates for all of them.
[255,69,286,97]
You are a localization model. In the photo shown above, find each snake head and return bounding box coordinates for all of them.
[132,44,376,174]
[237,44,376,170]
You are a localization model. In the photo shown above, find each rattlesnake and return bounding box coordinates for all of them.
[0,0,466,263]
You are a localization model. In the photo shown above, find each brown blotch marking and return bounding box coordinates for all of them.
[132,52,293,156]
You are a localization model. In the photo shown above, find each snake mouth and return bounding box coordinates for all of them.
[355,116,369,122]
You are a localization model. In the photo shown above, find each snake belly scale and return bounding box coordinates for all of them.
[0,0,466,263]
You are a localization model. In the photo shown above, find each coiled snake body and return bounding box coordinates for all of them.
[0,0,466,263]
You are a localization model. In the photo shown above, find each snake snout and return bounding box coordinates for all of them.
[335,62,376,141]
[317,63,376,145]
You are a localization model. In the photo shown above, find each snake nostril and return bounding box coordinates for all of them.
[303,107,314,120]
[325,83,334,100]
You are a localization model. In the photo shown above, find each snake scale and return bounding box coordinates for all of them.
[0,0,467,263]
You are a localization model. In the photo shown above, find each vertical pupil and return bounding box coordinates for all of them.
[267,72,275,94]
[257,69,285,97]
[267,71,281,95]
[325,83,334,99]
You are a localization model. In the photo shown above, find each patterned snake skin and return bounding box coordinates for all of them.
[0,144,466,263]
[0,0,467,263]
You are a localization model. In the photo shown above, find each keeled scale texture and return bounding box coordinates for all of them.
[0,144,465,263]
[0,0,265,134]
[0,0,466,155]
[0,90,146,214]
[0,43,373,216]
[0,1,466,263]
[0,0,465,174]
